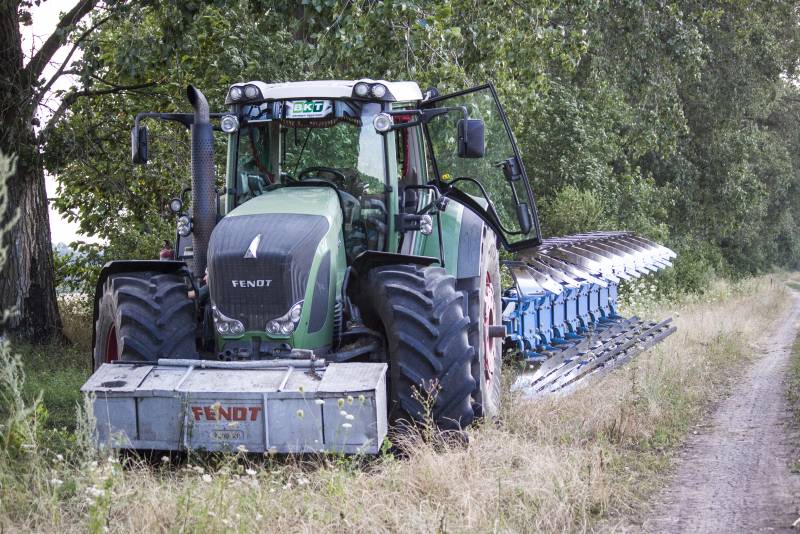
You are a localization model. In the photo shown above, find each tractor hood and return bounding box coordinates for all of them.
[207,187,344,351]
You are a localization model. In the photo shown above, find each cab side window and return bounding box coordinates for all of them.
[236,126,273,205]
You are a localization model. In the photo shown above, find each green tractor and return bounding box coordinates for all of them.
[84,80,673,453]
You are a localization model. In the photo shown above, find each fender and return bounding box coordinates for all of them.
[90,260,191,363]
[455,207,490,281]
[349,250,439,277]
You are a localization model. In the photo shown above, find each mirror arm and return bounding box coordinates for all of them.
[135,111,229,129]
[385,106,468,132]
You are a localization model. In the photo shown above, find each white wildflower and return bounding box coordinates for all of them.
[236,444,248,453]
[314,398,325,405]
[345,414,355,420]
[55,454,64,462]
[50,478,63,486]
[86,486,105,498]
[202,474,212,483]
[340,410,348,417]
[246,468,257,476]
[161,456,170,463]
[342,423,352,429]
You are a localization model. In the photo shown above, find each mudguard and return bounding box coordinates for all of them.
[90,260,191,365]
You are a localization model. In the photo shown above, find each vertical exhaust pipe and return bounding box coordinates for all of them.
[186,85,216,278]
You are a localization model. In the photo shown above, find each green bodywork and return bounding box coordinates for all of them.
[216,178,467,351]
[220,187,350,350]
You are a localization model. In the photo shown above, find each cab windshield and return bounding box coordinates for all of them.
[231,100,391,258]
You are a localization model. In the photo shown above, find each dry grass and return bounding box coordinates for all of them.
[58,295,93,352]
[1,275,792,533]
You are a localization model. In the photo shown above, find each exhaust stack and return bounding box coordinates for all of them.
[186,85,216,278]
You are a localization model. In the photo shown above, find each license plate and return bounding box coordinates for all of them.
[210,429,244,441]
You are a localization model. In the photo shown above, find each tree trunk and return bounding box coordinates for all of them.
[0,0,62,342]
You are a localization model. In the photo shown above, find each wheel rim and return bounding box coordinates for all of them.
[104,324,119,363]
[483,271,497,384]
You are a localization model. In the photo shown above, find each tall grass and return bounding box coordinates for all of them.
[2,273,789,532]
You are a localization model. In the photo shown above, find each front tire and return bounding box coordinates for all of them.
[93,271,197,370]
[361,264,476,431]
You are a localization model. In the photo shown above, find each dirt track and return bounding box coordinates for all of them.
[644,295,800,533]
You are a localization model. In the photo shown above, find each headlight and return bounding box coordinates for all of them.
[266,301,303,337]
[353,82,370,97]
[177,215,192,237]
[213,305,245,338]
[169,198,183,214]
[370,83,388,98]
[229,86,243,101]
[373,113,393,133]
[220,115,239,133]
[244,85,259,99]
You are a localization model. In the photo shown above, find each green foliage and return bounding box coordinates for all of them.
[44,0,800,294]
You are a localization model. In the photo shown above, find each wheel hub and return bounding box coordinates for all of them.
[483,272,497,384]
[105,324,119,363]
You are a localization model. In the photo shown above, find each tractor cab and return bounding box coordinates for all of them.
[218,79,542,258]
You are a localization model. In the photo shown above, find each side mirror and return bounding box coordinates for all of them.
[131,125,148,164]
[457,119,485,158]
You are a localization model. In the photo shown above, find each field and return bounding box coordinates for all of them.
[0,275,791,533]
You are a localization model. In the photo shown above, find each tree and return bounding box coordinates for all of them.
[46,0,800,299]
[0,0,163,341]
[0,0,101,341]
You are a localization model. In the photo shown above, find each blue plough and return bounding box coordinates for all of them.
[502,232,678,397]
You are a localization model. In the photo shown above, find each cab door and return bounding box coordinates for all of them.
[423,84,542,251]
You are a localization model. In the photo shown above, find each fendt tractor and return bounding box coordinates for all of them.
[82,80,676,454]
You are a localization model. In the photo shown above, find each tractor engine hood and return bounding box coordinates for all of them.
[207,187,343,343]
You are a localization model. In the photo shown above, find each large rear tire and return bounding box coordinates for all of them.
[459,226,503,418]
[93,271,197,370]
[361,264,476,431]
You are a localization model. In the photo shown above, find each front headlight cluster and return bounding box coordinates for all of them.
[226,84,263,104]
[212,305,245,337]
[266,301,303,337]
[352,82,392,100]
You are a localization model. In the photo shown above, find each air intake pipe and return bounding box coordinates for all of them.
[186,85,216,278]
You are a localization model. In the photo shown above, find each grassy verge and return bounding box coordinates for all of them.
[0,275,791,533]
[789,282,800,475]
[15,343,88,432]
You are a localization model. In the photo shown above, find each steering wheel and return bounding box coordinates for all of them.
[297,166,347,186]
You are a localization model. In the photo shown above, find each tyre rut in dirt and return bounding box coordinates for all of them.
[362,264,476,431]
[93,271,197,370]
[459,226,502,418]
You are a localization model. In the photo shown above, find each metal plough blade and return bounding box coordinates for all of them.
[511,316,676,398]
[502,231,677,398]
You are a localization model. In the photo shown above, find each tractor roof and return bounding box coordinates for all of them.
[227,79,424,103]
